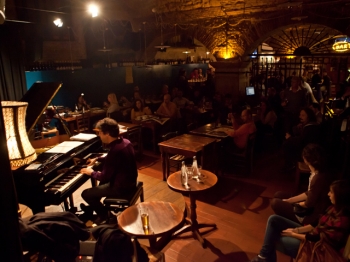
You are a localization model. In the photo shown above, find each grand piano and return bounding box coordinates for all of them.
[12,82,102,214]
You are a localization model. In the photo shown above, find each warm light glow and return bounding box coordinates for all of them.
[53,18,63,27]
[332,41,350,52]
[88,3,99,17]
[1,101,37,168]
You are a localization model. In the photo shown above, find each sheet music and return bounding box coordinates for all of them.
[70,133,97,141]
[46,141,84,153]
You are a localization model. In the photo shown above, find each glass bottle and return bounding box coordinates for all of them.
[181,161,188,185]
[192,156,198,179]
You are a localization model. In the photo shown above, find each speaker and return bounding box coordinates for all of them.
[0,0,5,24]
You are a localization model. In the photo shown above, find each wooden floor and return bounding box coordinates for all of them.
[43,147,295,262]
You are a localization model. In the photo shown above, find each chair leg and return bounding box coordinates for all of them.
[140,189,144,202]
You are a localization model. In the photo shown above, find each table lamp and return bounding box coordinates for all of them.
[1,101,37,168]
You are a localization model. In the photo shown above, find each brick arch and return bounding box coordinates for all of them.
[242,19,348,58]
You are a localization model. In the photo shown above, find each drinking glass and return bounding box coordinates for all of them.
[139,207,149,229]
[186,166,193,179]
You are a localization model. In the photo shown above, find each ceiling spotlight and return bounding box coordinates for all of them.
[88,3,99,17]
[53,18,63,27]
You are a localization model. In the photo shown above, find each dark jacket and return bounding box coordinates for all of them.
[20,212,90,262]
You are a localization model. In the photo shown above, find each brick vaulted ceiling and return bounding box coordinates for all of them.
[5,0,350,60]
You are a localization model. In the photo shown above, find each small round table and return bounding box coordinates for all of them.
[167,170,218,248]
[118,201,184,250]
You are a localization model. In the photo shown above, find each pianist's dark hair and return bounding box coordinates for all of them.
[96,117,119,137]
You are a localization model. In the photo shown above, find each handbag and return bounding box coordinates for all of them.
[295,238,347,262]
[293,203,314,217]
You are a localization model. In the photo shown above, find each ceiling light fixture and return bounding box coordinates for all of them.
[53,18,63,27]
[88,3,99,17]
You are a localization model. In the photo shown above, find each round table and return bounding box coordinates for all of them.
[118,201,184,249]
[167,169,218,248]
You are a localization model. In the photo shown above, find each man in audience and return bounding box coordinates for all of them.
[172,89,192,109]
[156,94,178,119]
[80,118,138,224]
[225,109,256,151]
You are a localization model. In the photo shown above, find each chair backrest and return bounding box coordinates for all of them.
[162,131,178,141]
[125,125,142,155]
[75,113,90,133]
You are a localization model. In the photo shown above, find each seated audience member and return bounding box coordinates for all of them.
[158,84,169,100]
[225,109,257,151]
[310,102,322,124]
[102,100,110,110]
[172,89,192,109]
[131,91,145,106]
[106,93,120,116]
[170,87,178,101]
[192,89,203,107]
[256,100,277,132]
[272,144,331,225]
[80,118,138,224]
[76,94,90,111]
[251,179,350,262]
[283,107,321,170]
[131,99,152,121]
[156,94,178,119]
[119,96,132,108]
[190,68,199,79]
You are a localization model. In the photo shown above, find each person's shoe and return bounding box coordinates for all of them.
[250,255,267,262]
[80,203,93,218]
[93,216,108,225]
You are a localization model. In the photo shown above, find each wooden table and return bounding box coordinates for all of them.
[190,123,232,139]
[118,201,184,250]
[158,134,217,181]
[167,170,218,248]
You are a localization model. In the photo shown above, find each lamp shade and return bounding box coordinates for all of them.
[1,101,37,167]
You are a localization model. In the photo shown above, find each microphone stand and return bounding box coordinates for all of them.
[52,104,72,137]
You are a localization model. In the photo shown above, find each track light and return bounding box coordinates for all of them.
[88,4,99,17]
[53,18,63,27]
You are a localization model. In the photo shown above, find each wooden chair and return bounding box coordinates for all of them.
[103,181,144,221]
[224,132,256,175]
[161,131,186,172]
[125,125,143,157]
[74,112,90,133]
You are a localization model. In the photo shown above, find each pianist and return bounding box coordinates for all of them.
[80,117,138,224]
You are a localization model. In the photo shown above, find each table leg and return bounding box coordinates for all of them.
[161,150,166,181]
[173,194,217,248]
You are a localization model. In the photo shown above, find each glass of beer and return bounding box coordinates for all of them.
[141,212,149,229]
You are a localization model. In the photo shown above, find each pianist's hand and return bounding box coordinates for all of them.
[81,167,93,176]
[86,157,97,166]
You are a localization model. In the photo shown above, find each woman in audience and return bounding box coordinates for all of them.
[131,99,152,121]
[106,93,120,117]
[251,179,350,262]
[283,107,321,171]
[272,144,331,225]
[76,94,90,111]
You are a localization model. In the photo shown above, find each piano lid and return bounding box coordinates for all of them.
[20,81,62,134]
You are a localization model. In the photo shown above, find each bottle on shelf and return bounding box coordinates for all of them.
[181,161,188,186]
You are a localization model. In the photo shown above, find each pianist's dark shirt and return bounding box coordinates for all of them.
[91,138,137,191]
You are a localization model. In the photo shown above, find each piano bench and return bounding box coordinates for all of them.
[103,181,144,214]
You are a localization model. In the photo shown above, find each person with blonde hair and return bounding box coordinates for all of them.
[106,93,120,117]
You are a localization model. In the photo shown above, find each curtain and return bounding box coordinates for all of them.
[0,23,27,101]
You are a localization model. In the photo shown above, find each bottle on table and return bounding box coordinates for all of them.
[192,156,199,179]
[181,161,188,185]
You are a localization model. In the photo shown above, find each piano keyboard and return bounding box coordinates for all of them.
[45,167,85,194]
